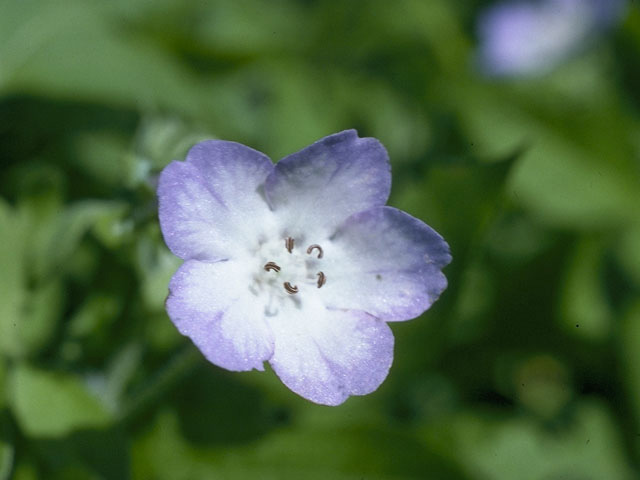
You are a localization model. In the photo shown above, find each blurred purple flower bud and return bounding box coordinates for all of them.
[476,0,627,77]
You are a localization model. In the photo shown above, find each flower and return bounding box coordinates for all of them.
[476,0,627,77]
[158,130,451,405]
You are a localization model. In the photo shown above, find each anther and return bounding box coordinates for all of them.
[283,282,298,294]
[306,244,324,259]
[285,237,294,253]
[316,271,326,288]
[264,262,281,272]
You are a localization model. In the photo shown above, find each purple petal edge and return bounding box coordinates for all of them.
[157,140,274,260]
[323,206,451,321]
[263,130,391,238]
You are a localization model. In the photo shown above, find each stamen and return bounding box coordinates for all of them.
[316,271,326,288]
[264,261,281,272]
[306,244,324,259]
[285,237,294,253]
[283,282,298,294]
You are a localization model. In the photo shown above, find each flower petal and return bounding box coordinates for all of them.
[264,130,391,240]
[322,206,451,321]
[268,297,394,406]
[166,259,274,371]
[158,140,275,261]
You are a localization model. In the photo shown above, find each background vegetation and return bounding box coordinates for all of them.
[1,1,639,478]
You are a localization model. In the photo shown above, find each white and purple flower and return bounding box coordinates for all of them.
[158,130,451,405]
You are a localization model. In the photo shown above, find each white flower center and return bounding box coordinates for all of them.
[250,236,327,314]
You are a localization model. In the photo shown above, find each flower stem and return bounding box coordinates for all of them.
[117,345,201,424]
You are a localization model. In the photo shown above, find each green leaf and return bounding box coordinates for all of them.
[447,82,536,159]
[35,427,130,480]
[136,234,181,313]
[11,460,38,480]
[0,1,204,116]
[337,74,431,162]
[71,131,133,187]
[103,343,144,412]
[170,0,303,56]
[425,402,634,480]
[9,364,111,438]
[451,81,640,230]
[0,199,27,358]
[258,61,345,160]
[0,414,13,480]
[560,238,613,340]
[25,199,127,281]
[393,158,516,259]
[18,279,64,357]
[0,199,63,358]
[616,221,640,287]
[89,204,132,249]
[132,115,216,174]
[0,196,127,359]
[133,409,468,480]
[66,293,122,340]
[620,301,640,429]
[449,259,496,344]
[509,134,640,229]
[0,360,6,410]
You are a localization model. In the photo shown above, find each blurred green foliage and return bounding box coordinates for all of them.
[1,0,639,478]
